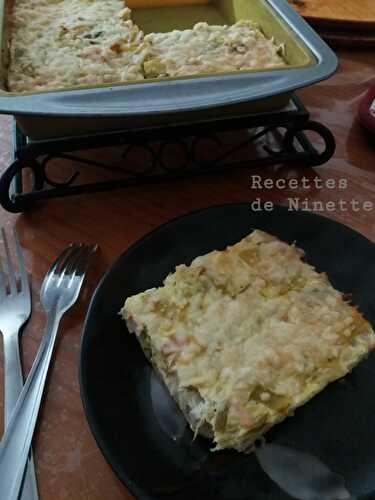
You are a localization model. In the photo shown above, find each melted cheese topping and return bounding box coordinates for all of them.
[8,0,148,91]
[7,2,286,91]
[122,230,375,452]
[143,21,286,78]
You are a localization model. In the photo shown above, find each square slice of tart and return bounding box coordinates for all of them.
[121,230,375,452]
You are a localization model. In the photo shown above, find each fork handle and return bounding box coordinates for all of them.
[3,333,40,500]
[0,310,61,500]
[3,332,23,425]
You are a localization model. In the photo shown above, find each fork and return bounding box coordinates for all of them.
[0,228,39,500]
[0,242,96,500]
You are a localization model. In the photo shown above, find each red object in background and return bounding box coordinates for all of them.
[358,80,375,135]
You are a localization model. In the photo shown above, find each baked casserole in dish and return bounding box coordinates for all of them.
[122,230,375,452]
[8,0,287,92]
[0,0,338,138]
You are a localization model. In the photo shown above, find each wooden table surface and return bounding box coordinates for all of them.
[0,48,374,500]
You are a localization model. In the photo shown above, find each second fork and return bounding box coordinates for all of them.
[0,227,38,500]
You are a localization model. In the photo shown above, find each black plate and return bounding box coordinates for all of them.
[80,204,375,500]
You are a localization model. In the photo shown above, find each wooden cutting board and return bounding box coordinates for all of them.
[289,0,375,31]
[320,31,375,48]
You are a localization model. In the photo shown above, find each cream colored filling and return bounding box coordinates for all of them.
[7,0,287,91]
[122,230,375,452]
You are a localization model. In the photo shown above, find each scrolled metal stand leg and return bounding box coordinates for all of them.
[0,158,44,213]
[283,120,336,166]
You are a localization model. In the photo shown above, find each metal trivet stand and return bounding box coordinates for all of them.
[0,95,335,213]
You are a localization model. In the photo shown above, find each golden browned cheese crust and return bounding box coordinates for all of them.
[7,2,286,92]
[122,230,375,452]
[7,0,148,92]
[143,21,286,79]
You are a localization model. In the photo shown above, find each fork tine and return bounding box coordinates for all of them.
[69,244,97,284]
[63,244,85,275]
[66,244,95,278]
[54,244,81,275]
[56,244,83,286]
[13,228,29,298]
[40,244,75,296]
[2,228,17,295]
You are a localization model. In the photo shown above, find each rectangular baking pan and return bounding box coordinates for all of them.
[0,0,338,139]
